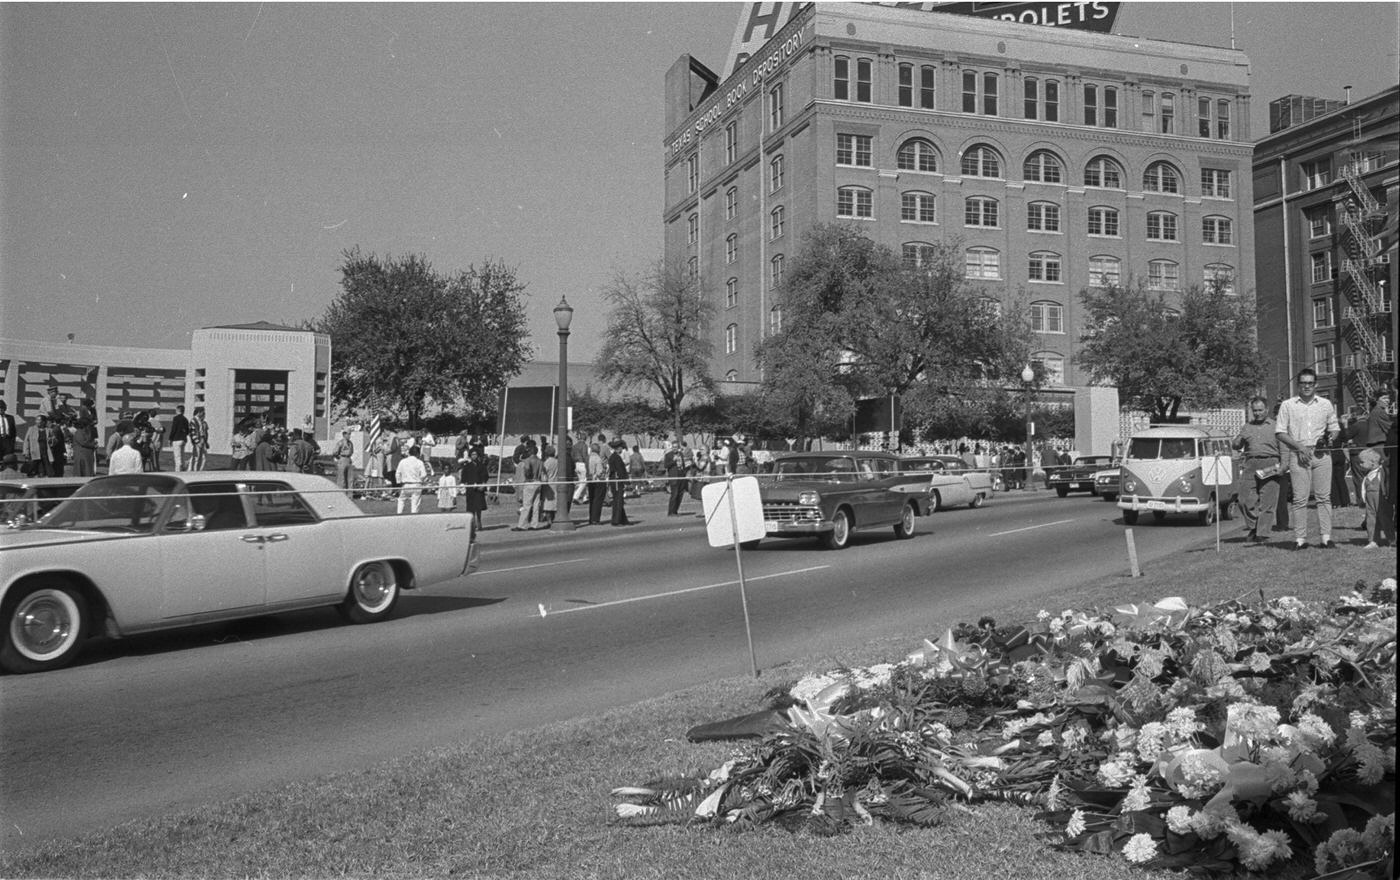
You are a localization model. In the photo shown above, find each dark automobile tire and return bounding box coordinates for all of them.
[740,539,762,550]
[1153,510,1167,522]
[338,561,401,624]
[969,493,985,509]
[1198,496,1218,526]
[1055,486,1069,498]
[821,508,852,550]
[1,578,89,674]
[1123,510,1140,525]
[1090,487,1100,497]
[929,490,942,512]
[893,503,916,539]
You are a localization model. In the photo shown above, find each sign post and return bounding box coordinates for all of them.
[1201,454,1234,555]
[701,475,765,677]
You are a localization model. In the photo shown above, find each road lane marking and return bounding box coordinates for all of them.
[987,519,1076,537]
[480,558,590,575]
[539,565,831,617]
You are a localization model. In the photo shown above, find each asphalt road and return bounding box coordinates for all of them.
[0,489,1221,851]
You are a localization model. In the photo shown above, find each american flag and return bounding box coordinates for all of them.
[368,413,382,450]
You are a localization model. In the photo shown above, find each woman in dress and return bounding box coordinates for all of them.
[365,435,388,498]
[460,444,490,536]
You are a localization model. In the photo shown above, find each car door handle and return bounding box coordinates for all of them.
[265,533,289,542]
[241,535,266,544]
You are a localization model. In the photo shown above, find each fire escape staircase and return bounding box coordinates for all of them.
[1337,156,1388,402]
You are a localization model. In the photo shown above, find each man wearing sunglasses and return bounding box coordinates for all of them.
[1275,368,1341,549]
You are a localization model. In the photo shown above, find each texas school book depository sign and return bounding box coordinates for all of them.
[725,2,1123,76]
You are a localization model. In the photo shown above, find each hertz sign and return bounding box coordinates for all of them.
[726,2,1122,76]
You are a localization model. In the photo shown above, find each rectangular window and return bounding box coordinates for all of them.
[725,324,737,355]
[1201,169,1232,199]
[964,197,998,227]
[1216,99,1231,139]
[836,133,872,167]
[982,72,998,115]
[1301,160,1331,190]
[1308,208,1331,238]
[725,121,737,164]
[769,83,784,131]
[837,187,873,218]
[686,154,698,194]
[1313,297,1335,328]
[898,64,913,107]
[1160,93,1175,134]
[920,65,936,109]
[1089,257,1121,287]
[1103,87,1117,127]
[1311,251,1332,284]
[834,56,849,100]
[1027,203,1060,232]
[856,58,872,103]
[1142,90,1155,128]
[1087,208,1119,237]
[1024,78,1038,119]
[1030,302,1064,332]
[1149,261,1181,290]
[1313,342,1335,375]
[770,206,784,240]
[965,249,1000,279]
[1044,79,1059,122]
[1199,97,1212,138]
[1147,213,1178,241]
[1202,217,1233,245]
[901,192,936,223]
[770,155,784,192]
[1028,256,1062,284]
[962,70,977,113]
[1083,84,1097,126]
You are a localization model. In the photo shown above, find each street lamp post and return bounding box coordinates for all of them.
[1021,364,1036,491]
[554,297,575,530]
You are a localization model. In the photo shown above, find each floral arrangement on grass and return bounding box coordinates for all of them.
[613,579,1396,878]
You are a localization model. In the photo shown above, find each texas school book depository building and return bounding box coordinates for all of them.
[664,2,1255,450]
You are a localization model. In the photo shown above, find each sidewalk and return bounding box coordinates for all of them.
[358,486,708,545]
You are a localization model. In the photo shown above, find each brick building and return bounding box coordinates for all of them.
[663,3,1254,394]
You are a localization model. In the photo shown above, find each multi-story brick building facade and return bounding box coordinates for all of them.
[663,3,1254,393]
[1252,86,1398,410]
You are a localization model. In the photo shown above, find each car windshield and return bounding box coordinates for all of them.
[38,475,182,534]
[774,457,856,482]
[902,460,945,472]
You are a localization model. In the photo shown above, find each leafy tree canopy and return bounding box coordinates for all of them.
[1075,281,1266,422]
[314,248,530,428]
[595,261,715,440]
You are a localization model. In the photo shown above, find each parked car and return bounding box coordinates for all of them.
[0,476,91,527]
[755,451,923,550]
[1117,426,1235,526]
[1092,465,1122,502]
[0,471,479,674]
[1047,455,1116,497]
[895,456,993,510]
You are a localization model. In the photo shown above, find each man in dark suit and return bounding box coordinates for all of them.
[607,438,631,525]
[0,400,16,459]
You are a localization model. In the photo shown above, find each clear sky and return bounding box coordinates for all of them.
[3,2,1397,362]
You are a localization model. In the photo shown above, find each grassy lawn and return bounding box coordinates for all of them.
[3,507,1393,880]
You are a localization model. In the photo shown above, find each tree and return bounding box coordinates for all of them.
[595,261,714,440]
[1076,280,1267,422]
[314,248,530,428]
[757,225,1033,444]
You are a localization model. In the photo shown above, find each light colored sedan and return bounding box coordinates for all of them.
[896,456,994,511]
[1,471,477,674]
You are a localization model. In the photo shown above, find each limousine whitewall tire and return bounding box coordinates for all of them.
[822,507,852,550]
[2,578,89,674]
[339,561,400,624]
[893,503,916,539]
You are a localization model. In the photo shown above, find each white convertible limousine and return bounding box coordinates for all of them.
[1,471,478,674]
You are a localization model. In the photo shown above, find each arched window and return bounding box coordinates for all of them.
[903,242,936,268]
[725,187,738,220]
[1030,300,1064,332]
[965,247,1000,279]
[1084,156,1123,189]
[725,369,739,382]
[964,196,999,228]
[1148,259,1180,290]
[1027,201,1060,232]
[725,233,738,264]
[1028,253,1062,284]
[1146,211,1179,241]
[686,256,697,279]
[769,306,784,334]
[770,206,785,240]
[1144,161,1181,194]
[1087,206,1120,237]
[1032,352,1065,385]
[769,155,784,192]
[897,138,938,172]
[901,192,936,223]
[961,144,1001,177]
[1088,255,1121,287]
[837,186,873,219]
[687,213,698,243]
[1023,150,1063,183]
[725,277,738,308]
[1203,216,1234,245]
[725,323,738,355]
[1204,263,1236,295]
[770,254,784,286]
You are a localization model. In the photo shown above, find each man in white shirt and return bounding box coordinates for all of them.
[1275,367,1341,549]
[394,445,428,514]
[108,433,144,475]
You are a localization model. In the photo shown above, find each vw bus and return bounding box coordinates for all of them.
[1117,425,1235,526]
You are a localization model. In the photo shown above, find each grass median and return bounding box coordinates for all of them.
[3,507,1393,880]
